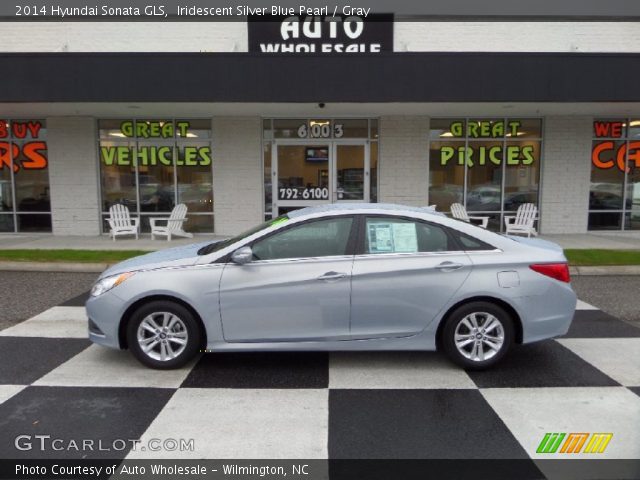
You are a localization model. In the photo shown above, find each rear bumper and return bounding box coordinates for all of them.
[516,283,577,344]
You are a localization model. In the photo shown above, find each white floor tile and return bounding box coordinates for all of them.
[33,345,195,388]
[481,387,640,459]
[329,352,476,389]
[0,307,87,338]
[127,389,328,459]
[557,338,640,387]
[0,385,26,405]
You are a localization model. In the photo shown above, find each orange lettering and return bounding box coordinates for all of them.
[592,141,615,169]
[22,142,47,170]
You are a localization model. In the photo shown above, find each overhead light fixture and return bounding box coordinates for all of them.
[310,120,330,126]
[629,120,640,127]
[186,133,198,138]
[506,132,527,137]
[439,132,454,137]
[110,132,126,137]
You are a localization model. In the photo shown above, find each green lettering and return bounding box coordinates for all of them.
[162,122,174,138]
[116,146,131,165]
[440,147,455,165]
[467,122,478,138]
[509,121,521,137]
[492,122,504,138]
[464,147,473,167]
[522,146,535,165]
[177,122,190,138]
[489,146,502,165]
[136,122,149,138]
[101,147,117,165]
[450,122,463,137]
[199,147,212,166]
[506,146,520,165]
[120,121,133,137]
[184,147,198,166]
[134,147,149,166]
[148,122,161,138]
[158,147,173,165]
[479,122,491,137]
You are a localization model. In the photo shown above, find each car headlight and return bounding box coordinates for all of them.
[90,272,135,297]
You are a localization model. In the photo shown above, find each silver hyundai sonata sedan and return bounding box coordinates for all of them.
[86,203,576,370]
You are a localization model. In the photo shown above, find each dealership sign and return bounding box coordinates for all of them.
[592,121,640,172]
[100,120,211,167]
[0,120,47,173]
[248,14,393,54]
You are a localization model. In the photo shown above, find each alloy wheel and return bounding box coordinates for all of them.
[136,311,189,362]
[454,312,505,362]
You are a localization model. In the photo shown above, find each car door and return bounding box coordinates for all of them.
[350,215,472,339]
[219,215,356,343]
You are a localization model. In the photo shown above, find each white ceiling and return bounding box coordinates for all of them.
[1,102,640,117]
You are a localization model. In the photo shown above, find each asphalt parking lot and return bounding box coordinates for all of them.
[0,270,639,479]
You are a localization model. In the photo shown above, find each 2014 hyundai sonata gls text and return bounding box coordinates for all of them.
[86,203,577,370]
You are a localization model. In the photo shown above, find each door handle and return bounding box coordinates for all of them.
[435,261,464,272]
[317,271,347,281]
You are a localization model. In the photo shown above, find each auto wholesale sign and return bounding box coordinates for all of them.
[248,14,393,54]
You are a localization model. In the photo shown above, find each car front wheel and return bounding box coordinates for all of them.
[441,301,514,370]
[127,300,201,369]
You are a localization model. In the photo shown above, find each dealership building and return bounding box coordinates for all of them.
[1,18,640,236]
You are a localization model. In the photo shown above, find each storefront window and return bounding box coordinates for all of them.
[0,119,50,232]
[262,118,378,219]
[99,119,213,233]
[429,118,542,232]
[589,119,640,230]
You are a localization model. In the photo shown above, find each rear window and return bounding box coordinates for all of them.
[450,230,495,251]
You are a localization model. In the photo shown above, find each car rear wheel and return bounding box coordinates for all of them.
[127,300,201,369]
[441,301,514,370]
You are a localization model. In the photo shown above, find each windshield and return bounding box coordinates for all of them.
[197,215,289,255]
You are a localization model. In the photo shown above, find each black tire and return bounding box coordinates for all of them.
[441,301,514,370]
[127,300,201,369]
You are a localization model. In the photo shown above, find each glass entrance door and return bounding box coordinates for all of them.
[272,141,370,216]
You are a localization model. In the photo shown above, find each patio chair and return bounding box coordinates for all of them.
[107,204,139,241]
[450,203,489,229]
[150,203,194,241]
[505,203,538,237]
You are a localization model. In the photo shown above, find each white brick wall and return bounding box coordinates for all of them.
[1,22,247,52]
[212,117,263,235]
[539,117,592,234]
[396,22,640,52]
[46,117,101,235]
[378,116,429,206]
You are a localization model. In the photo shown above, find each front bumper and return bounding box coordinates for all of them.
[85,290,127,349]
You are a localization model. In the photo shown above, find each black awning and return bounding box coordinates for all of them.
[2,52,639,103]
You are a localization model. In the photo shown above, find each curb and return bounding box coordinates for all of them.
[0,261,109,273]
[1,261,640,275]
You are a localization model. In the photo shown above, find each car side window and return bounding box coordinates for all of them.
[449,230,495,251]
[252,217,354,261]
[365,217,453,254]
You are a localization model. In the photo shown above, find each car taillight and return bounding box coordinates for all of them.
[530,263,571,283]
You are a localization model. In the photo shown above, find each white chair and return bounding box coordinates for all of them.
[150,203,194,241]
[107,204,139,241]
[450,203,489,229]
[505,203,538,237]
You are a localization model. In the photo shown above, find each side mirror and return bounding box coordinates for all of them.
[231,246,253,265]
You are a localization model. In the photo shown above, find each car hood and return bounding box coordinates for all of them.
[100,240,217,278]
[506,235,564,253]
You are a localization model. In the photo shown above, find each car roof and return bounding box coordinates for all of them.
[287,203,446,218]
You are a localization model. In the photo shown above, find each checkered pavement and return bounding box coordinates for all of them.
[0,292,638,470]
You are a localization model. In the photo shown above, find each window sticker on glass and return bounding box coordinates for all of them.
[367,221,418,253]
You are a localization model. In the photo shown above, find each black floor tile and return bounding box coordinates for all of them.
[60,291,90,307]
[468,340,620,389]
[329,389,530,460]
[181,352,329,389]
[0,386,174,459]
[629,387,640,398]
[564,310,640,338]
[0,337,90,384]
